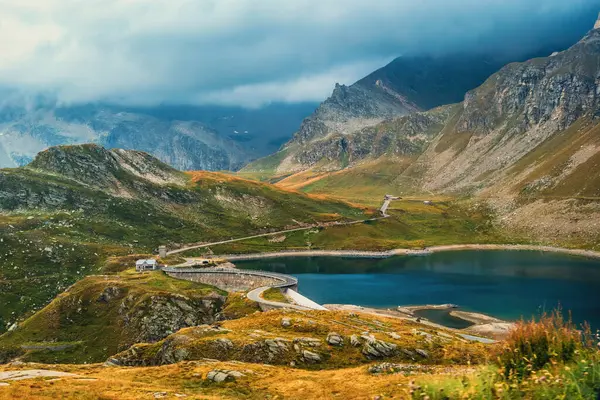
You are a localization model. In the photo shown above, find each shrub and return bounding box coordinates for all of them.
[494,310,582,380]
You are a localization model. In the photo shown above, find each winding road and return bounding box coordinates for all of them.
[166,216,387,256]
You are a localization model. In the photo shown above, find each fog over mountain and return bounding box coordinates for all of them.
[1,0,598,107]
[0,1,598,170]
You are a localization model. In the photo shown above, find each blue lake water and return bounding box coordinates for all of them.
[235,250,600,329]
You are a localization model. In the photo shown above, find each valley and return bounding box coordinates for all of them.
[1,8,600,400]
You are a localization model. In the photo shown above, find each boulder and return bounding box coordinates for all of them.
[302,350,322,363]
[361,339,397,360]
[326,332,344,346]
[415,349,429,358]
[293,337,322,347]
[400,348,416,359]
[281,317,291,327]
[206,369,244,383]
[350,334,361,347]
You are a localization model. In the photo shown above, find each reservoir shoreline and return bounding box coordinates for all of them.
[219,244,600,261]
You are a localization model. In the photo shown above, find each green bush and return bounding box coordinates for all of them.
[495,310,580,380]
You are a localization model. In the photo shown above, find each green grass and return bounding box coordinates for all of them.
[413,313,600,399]
[261,288,289,303]
[221,293,262,320]
[193,200,514,255]
[298,159,417,205]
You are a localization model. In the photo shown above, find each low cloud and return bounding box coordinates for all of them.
[0,0,597,107]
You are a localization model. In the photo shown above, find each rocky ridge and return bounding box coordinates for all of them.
[245,50,566,175]
[106,311,482,368]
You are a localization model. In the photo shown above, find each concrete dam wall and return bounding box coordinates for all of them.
[162,266,298,292]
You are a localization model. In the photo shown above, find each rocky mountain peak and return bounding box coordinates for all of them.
[27,144,186,192]
[594,12,600,30]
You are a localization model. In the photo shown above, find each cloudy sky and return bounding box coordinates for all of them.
[0,0,598,108]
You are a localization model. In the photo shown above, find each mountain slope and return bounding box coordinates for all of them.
[244,50,567,175]
[251,20,600,248]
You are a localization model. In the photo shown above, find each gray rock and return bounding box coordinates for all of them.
[294,337,322,347]
[281,317,291,327]
[400,348,416,358]
[326,332,344,346]
[361,339,398,360]
[415,349,429,358]
[387,332,401,340]
[350,334,361,347]
[360,334,376,344]
[302,350,322,363]
[206,369,244,383]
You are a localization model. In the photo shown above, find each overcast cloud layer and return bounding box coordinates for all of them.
[0,0,598,108]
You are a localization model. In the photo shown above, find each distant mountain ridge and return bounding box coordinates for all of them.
[0,101,316,171]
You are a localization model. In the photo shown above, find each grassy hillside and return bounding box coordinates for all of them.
[0,270,225,364]
[0,145,364,332]
[197,200,513,255]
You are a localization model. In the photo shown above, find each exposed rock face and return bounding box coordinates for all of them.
[28,144,186,191]
[291,82,420,146]
[120,293,224,344]
[289,106,454,171]
[244,50,557,175]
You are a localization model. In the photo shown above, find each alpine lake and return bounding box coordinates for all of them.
[235,250,600,330]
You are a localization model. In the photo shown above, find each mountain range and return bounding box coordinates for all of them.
[244,17,600,248]
[0,32,579,173]
[0,100,316,170]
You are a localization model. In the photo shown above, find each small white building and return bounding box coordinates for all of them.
[135,259,159,272]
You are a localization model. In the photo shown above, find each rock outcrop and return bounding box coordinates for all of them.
[0,274,225,364]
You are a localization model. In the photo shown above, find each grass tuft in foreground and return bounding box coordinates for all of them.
[412,311,600,399]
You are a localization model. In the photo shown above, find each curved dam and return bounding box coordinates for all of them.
[162,266,298,292]
[162,266,327,311]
